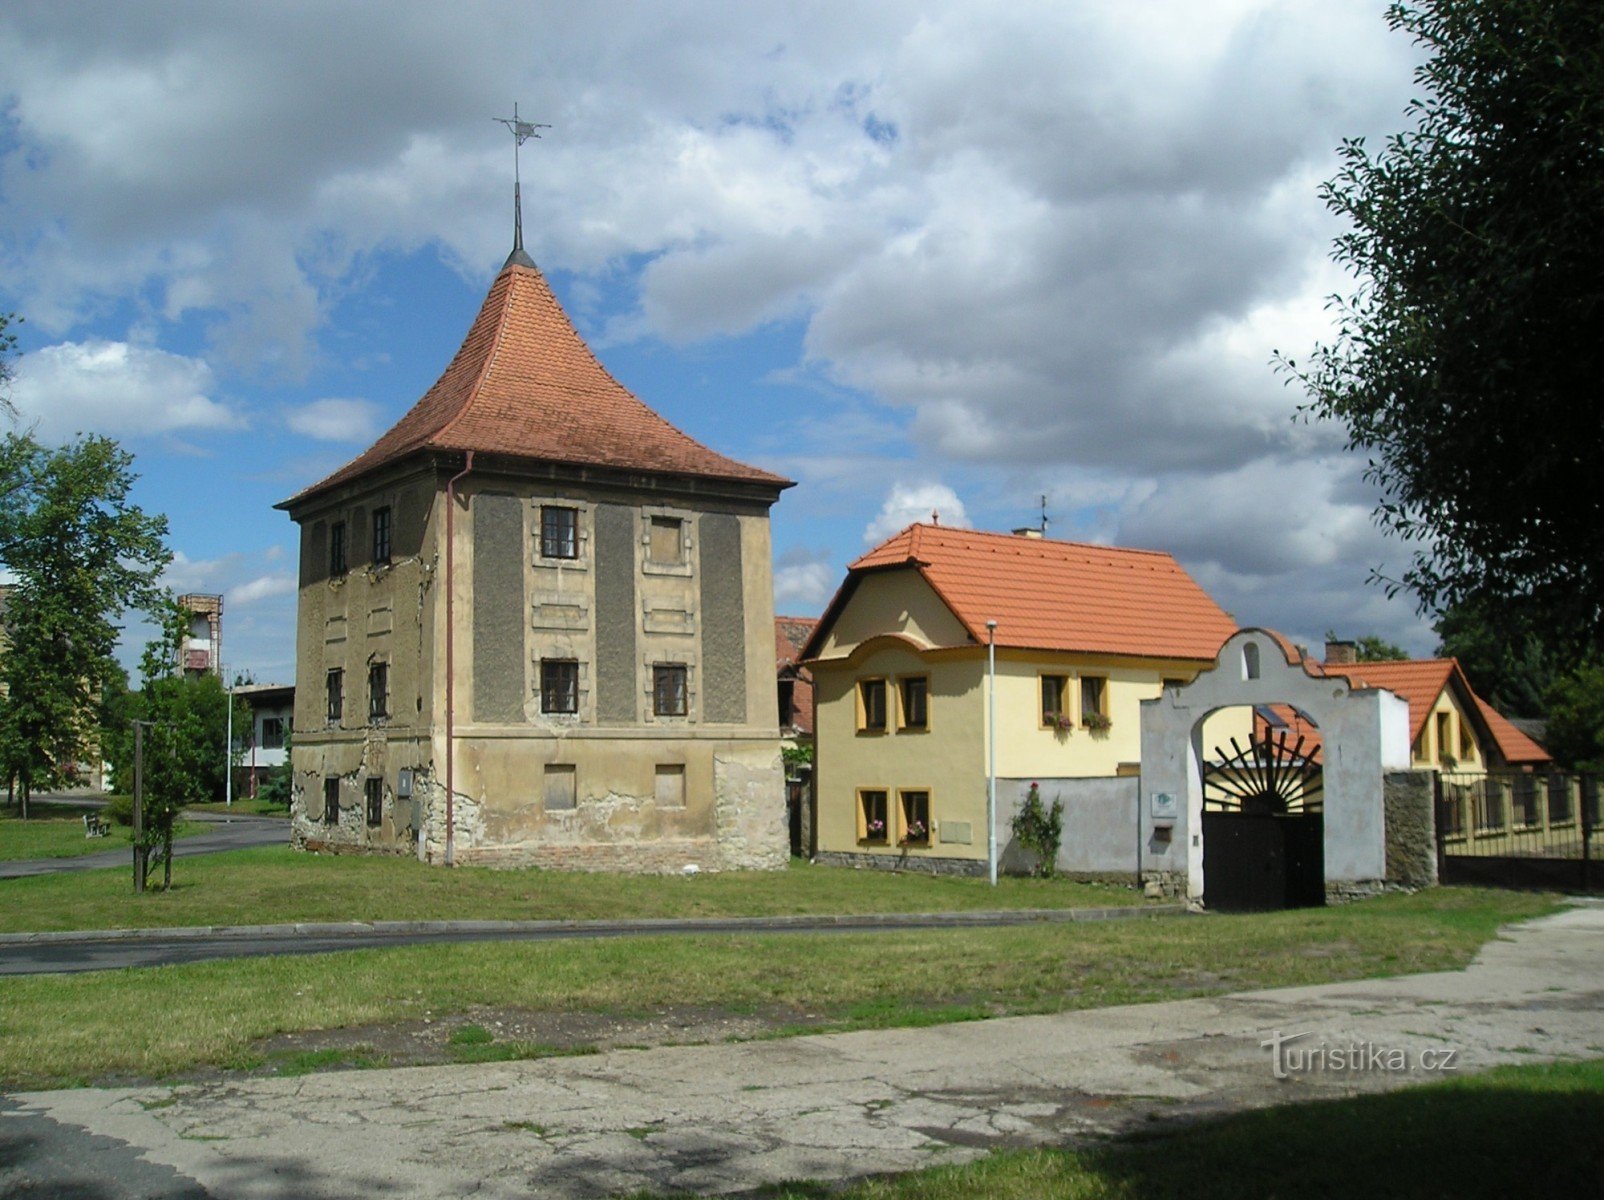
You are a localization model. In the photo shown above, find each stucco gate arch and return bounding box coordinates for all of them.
[1138,629,1412,904]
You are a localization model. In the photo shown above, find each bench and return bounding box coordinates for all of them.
[82,812,110,838]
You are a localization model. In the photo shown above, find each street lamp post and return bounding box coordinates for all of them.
[986,619,998,887]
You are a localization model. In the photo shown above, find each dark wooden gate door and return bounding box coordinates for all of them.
[1202,731,1326,912]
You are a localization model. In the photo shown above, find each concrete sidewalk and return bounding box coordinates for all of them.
[6,902,1601,1199]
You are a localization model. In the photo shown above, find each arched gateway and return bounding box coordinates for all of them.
[1138,629,1412,907]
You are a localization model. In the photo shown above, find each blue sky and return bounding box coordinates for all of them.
[0,1,1434,684]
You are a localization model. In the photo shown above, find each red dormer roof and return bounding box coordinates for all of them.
[282,255,790,508]
[809,524,1237,661]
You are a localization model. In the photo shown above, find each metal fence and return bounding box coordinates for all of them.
[1436,771,1600,891]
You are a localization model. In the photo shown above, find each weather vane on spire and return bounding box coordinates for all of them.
[493,103,550,258]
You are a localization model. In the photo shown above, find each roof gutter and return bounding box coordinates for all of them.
[442,450,475,866]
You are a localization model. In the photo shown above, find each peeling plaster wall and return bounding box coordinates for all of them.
[288,465,786,873]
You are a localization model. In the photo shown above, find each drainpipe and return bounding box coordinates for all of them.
[986,619,998,887]
[443,450,475,866]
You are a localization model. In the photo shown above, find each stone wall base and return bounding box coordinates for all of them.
[450,839,724,874]
[1139,870,1186,899]
[814,850,986,878]
[1324,878,1415,904]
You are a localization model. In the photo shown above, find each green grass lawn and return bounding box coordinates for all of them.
[0,886,1557,1089]
[0,846,1150,933]
[0,802,201,863]
[748,1058,1604,1199]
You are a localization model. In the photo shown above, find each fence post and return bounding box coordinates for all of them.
[1433,772,1446,883]
[1583,773,1594,893]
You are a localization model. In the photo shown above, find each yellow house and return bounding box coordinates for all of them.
[1264,645,1550,778]
[801,524,1242,874]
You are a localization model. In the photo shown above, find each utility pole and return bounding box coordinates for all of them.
[132,719,147,893]
[986,619,998,887]
[224,668,233,809]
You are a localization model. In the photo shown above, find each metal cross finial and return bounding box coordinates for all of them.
[493,103,550,256]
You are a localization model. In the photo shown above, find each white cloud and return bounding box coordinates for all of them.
[10,341,243,442]
[228,574,297,606]
[773,544,840,614]
[864,481,971,545]
[287,397,381,443]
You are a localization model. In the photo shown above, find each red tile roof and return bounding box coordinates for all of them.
[822,524,1237,660]
[1324,657,1549,766]
[285,258,790,506]
[775,616,818,668]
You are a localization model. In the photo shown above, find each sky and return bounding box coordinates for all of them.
[0,1,1436,685]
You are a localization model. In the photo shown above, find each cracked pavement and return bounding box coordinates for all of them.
[4,903,1602,1198]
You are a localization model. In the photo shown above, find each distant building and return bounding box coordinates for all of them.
[231,683,294,796]
[276,231,793,871]
[178,593,223,678]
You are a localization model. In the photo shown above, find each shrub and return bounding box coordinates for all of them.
[103,793,135,827]
[1010,782,1064,878]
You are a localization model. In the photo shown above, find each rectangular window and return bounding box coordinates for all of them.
[1459,719,1476,762]
[1512,775,1540,827]
[1548,777,1574,825]
[648,515,684,565]
[544,764,576,810]
[655,764,686,808]
[326,669,343,724]
[540,659,579,714]
[858,788,889,844]
[368,662,388,723]
[365,777,383,827]
[1436,711,1453,764]
[260,717,286,750]
[899,676,929,731]
[899,790,931,847]
[1080,676,1108,726]
[540,505,579,559]
[372,506,392,566]
[323,776,340,824]
[1040,674,1069,727]
[653,664,688,717]
[858,678,887,733]
[329,521,347,576]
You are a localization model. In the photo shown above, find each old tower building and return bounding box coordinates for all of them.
[277,236,793,871]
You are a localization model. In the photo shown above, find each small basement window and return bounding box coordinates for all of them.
[544,764,577,810]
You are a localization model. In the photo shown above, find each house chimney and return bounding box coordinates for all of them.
[1325,639,1358,666]
[1011,527,1043,539]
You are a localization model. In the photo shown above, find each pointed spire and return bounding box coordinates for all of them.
[494,104,548,270]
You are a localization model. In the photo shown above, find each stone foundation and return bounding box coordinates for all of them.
[814,850,986,877]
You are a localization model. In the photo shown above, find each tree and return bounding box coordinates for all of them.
[0,435,171,815]
[1280,1,1604,650]
[1327,631,1411,663]
[1433,594,1560,719]
[1544,664,1604,771]
[132,601,244,887]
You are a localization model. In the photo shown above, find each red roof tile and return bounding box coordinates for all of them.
[285,258,790,506]
[1323,657,1550,766]
[833,524,1237,660]
[775,616,818,669]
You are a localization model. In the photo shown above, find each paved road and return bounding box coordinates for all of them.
[0,906,1178,975]
[0,811,287,880]
[3,903,1600,1199]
